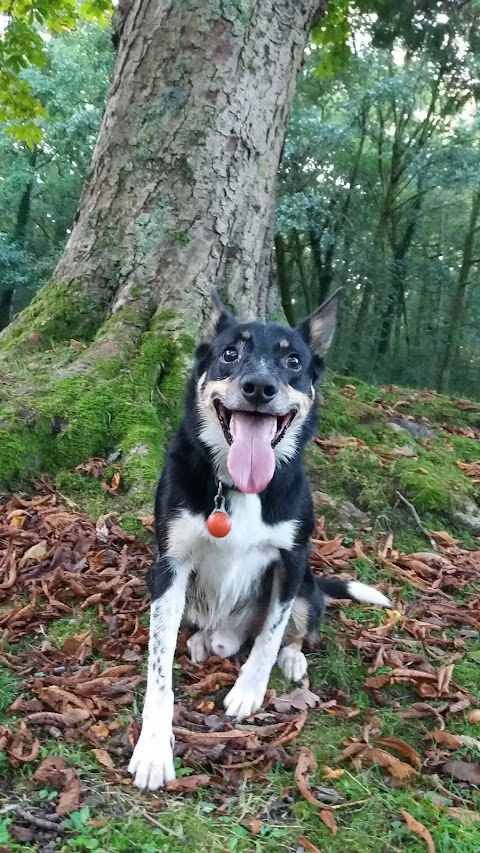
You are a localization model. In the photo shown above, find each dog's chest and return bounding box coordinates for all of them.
[167,493,297,627]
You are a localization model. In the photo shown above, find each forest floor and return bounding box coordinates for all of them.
[0,374,479,853]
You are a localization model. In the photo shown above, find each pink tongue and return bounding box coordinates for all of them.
[227,412,277,494]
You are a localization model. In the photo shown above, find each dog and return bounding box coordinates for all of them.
[129,290,392,791]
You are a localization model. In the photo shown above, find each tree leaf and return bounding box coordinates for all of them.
[400,809,436,853]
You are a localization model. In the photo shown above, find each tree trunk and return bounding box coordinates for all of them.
[0,289,14,332]
[274,234,295,326]
[436,186,480,393]
[0,0,324,497]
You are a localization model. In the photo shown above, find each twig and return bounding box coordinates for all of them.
[137,809,182,837]
[10,806,64,833]
[395,491,438,551]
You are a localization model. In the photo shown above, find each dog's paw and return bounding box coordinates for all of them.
[277,645,308,682]
[224,675,266,721]
[129,729,175,791]
[210,627,242,659]
[187,630,211,663]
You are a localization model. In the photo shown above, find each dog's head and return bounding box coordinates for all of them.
[194,290,342,493]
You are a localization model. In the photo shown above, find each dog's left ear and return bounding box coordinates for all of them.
[204,289,237,342]
[297,288,343,358]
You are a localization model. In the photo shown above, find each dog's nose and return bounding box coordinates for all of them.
[240,373,279,405]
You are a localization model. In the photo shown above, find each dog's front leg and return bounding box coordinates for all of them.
[129,556,190,791]
[224,563,294,721]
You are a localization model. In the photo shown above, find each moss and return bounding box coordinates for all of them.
[0,280,103,352]
[0,315,194,508]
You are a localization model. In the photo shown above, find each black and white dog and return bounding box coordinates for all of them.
[129,291,392,791]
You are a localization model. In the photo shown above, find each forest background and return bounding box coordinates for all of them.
[1,0,479,398]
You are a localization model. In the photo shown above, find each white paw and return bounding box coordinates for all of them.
[210,628,242,658]
[187,630,211,663]
[277,645,308,682]
[129,728,175,791]
[224,674,266,721]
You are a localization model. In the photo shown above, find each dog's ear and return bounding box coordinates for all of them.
[204,289,236,342]
[297,289,343,359]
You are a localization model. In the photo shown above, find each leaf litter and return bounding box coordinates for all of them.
[0,482,479,845]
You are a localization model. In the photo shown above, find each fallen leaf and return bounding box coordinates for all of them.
[323,767,345,780]
[19,540,48,566]
[428,730,462,749]
[92,748,114,769]
[57,769,82,815]
[295,747,319,806]
[271,687,320,713]
[241,819,263,836]
[442,760,480,786]
[376,737,421,768]
[362,748,417,780]
[400,809,435,853]
[319,809,338,835]
[445,807,480,825]
[298,837,326,853]
[165,774,212,793]
[110,472,121,492]
[33,756,68,787]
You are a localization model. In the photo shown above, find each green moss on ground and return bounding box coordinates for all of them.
[0,317,194,515]
[310,373,480,545]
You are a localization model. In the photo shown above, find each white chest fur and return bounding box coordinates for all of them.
[167,493,297,629]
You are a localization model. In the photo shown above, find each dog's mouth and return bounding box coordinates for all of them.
[213,401,297,494]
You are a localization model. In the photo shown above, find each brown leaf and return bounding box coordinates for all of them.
[92,748,114,769]
[319,809,338,835]
[165,774,212,793]
[57,769,82,815]
[241,819,263,836]
[33,756,68,787]
[298,837,326,853]
[428,730,462,749]
[400,809,435,853]
[362,748,417,780]
[186,671,237,694]
[271,687,320,713]
[60,630,93,664]
[110,472,121,492]
[324,705,361,720]
[295,746,319,806]
[19,540,48,566]
[323,767,345,780]
[442,760,480,785]
[376,737,421,768]
[445,807,480,825]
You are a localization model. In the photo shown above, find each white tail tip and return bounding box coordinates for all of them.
[347,580,393,609]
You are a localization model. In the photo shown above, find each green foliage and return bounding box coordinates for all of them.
[279,1,480,397]
[0,0,113,143]
[0,23,114,328]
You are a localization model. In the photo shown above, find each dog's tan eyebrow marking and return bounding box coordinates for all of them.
[279,338,290,349]
[241,330,251,340]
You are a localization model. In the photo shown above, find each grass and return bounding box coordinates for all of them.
[1,372,480,851]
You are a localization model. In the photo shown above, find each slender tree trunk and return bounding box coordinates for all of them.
[274,234,295,325]
[0,289,14,332]
[0,0,325,493]
[436,186,480,392]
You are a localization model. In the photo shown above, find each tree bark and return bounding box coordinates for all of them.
[436,186,480,393]
[0,0,325,494]
[49,0,322,329]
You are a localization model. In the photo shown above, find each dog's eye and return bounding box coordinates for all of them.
[285,353,301,370]
[221,347,239,363]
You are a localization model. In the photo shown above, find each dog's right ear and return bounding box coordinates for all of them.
[204,289,236,342]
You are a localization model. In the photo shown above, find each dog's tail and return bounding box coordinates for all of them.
[315,577,393,609]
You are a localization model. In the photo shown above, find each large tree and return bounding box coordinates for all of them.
[0,0,325,496]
